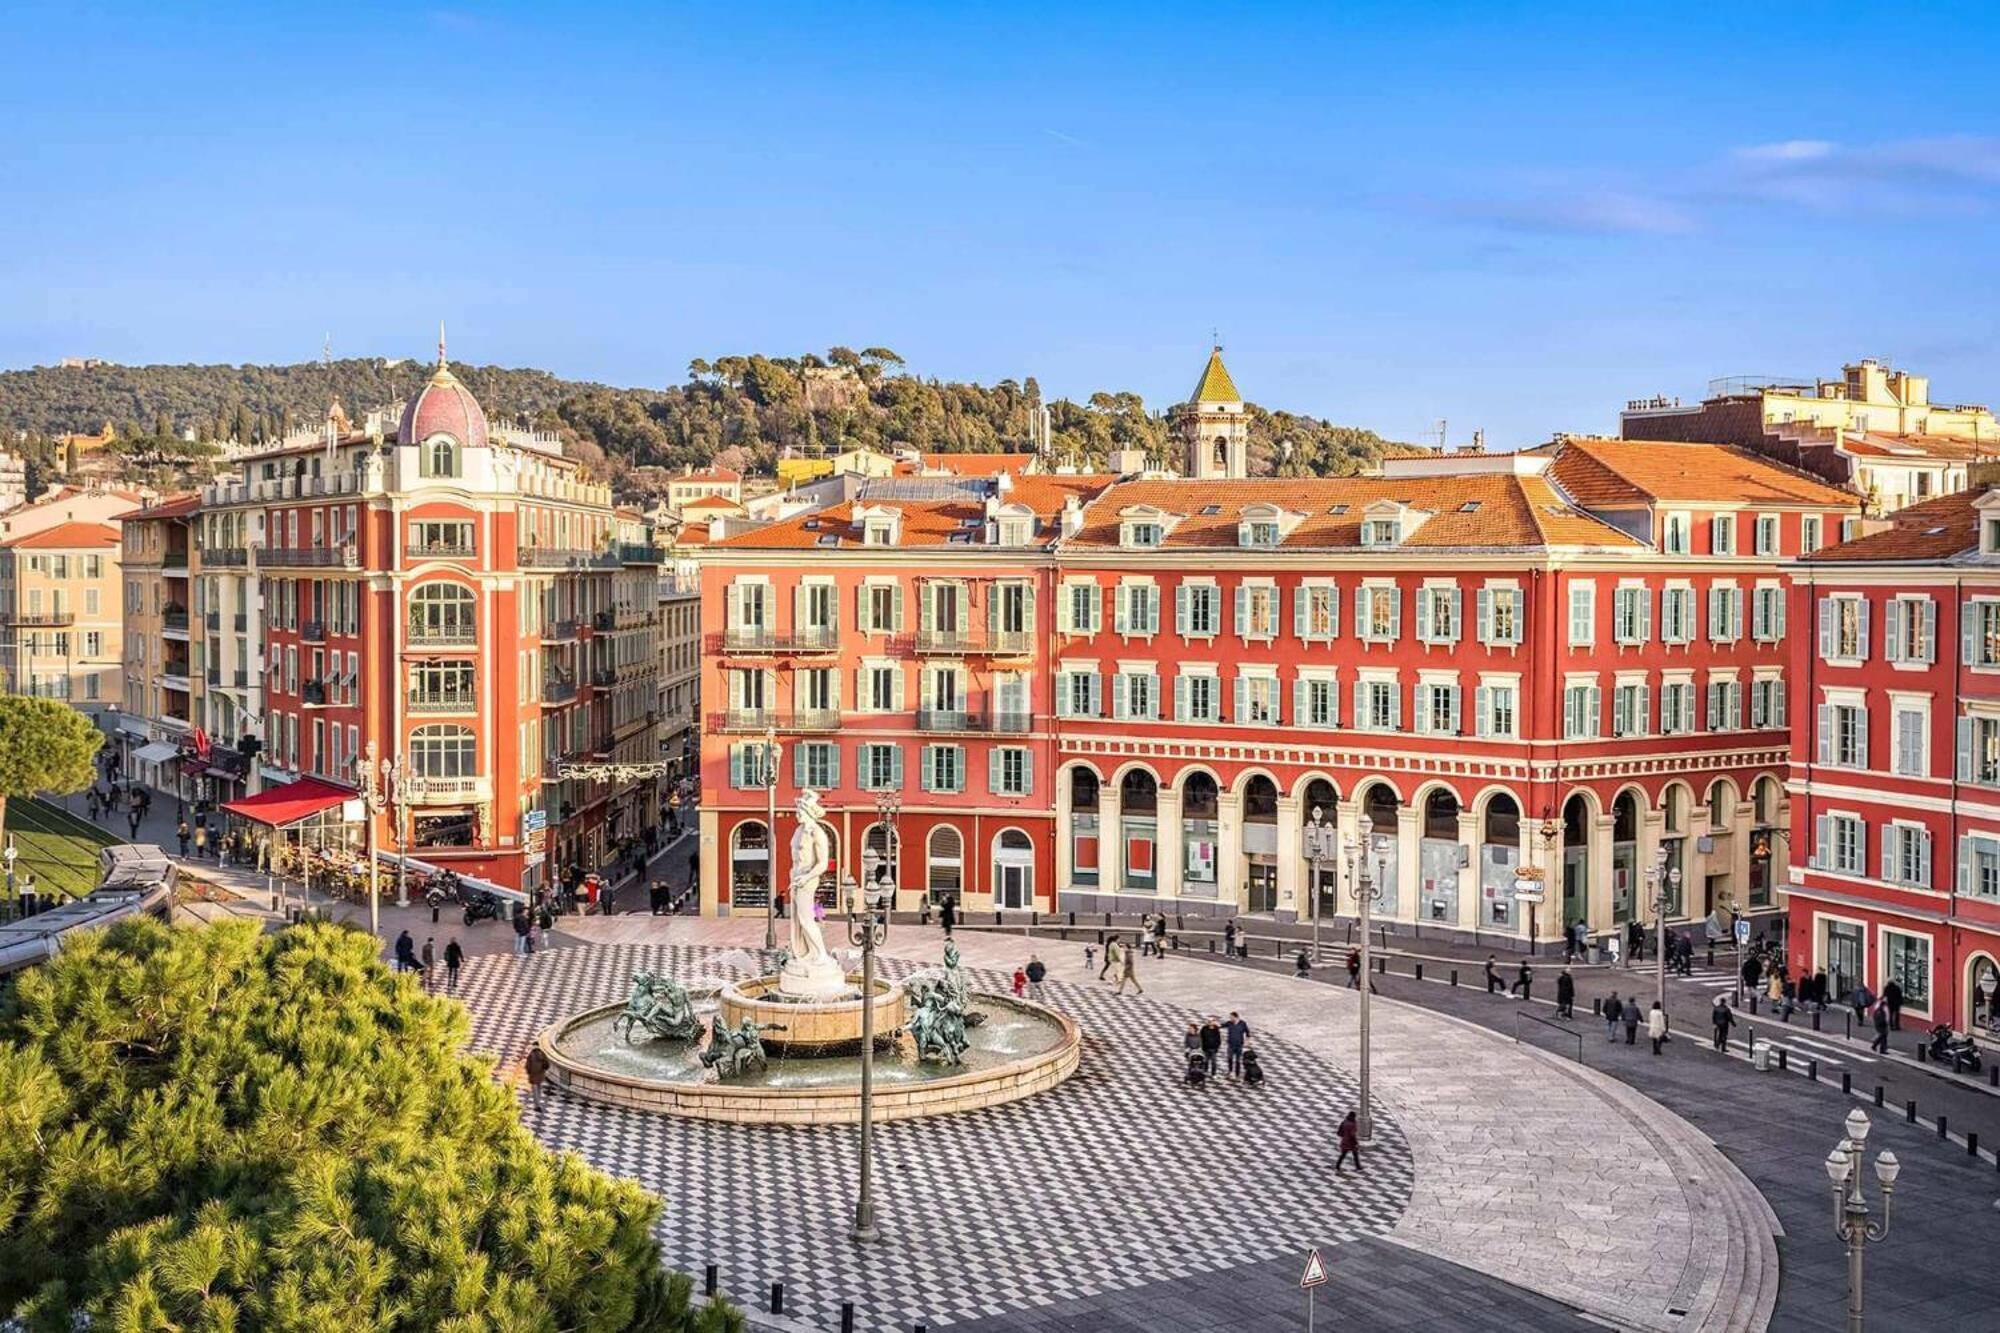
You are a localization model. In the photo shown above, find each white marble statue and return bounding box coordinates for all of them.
[778,790,849,998]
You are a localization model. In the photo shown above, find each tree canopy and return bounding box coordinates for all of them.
[0,918,740,1333]
[0,696,101,830]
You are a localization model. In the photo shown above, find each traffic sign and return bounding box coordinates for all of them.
[1734,918,1751,946]
[1300,1249,1328,1289]
[525,809,549,832]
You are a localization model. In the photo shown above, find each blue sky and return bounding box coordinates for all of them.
[3,1,1997,445]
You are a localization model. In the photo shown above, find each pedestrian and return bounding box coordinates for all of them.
[1811,969,1829,1011]
[1870,1000,1890,1053]
[1511,961,1533,1001]
[1011,966,1027,998]
[1881,978,1903,1030]
[1779,976,1797,1021]
[1083,944,1097,974]
[1562,920,1576,963]
[524,1045,549,1106]
[394,930,417,973]
[1138,912,1155,957]
[1198,1016,1221,1073]
[445,937,464,995]
[1152,913,1168,957]
[1099,937,1118,982]
[176,820,191,857]
[513,907,530,956]
[1347,948,1363,989]
[1604,990,1622,1042]
[1621,997,1641,1045]
[1184,1021,1202,1069]
[1224,919,1237,957]
[1742,953,1762,997]
[939,894,957,937]
[1766,969,1783,1009]
[1295,947,1312,979]
[1555,968,1575,1019]
[194,823,208,859]
[1628,919,1644,965]
[420,936,436,987]
[1484,955,1501,994]
[85,788,99,821]
[1335,1110,1361,1173]
[1025,953,1046,1001]
[1225,1011,1250,1078]
[1851,981,1874,1025]
[1711,996,1735,1052]
[1648,1001,1669,1055]
[128,807,142,839]
[1116,940,1144,996]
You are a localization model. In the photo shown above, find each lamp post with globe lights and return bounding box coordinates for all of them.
[1826,1107,1899,1332]
[843,867,892,1241]
[1645,847,1680,1014]
[1342,830,1388,1143]
[1302,805,1338,966]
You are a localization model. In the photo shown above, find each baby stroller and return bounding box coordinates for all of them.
[1241,1047,1265,1088]
[1184,1049,1209,1089]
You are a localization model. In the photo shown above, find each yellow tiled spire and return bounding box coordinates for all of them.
[1190,345,1241,404]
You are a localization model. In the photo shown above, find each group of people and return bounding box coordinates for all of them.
[84,777,151,838]
[1183,1011,1260,1088]
[1089,936,1144,994]
[1009,954,1048,1001]
[1596,989,1673,1054]
[392,929,467,993]
[1135,911,1171,957]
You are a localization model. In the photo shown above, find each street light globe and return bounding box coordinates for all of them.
[1845,1107,1872,1147]
[1824,1146,1852,1186]
[1874,1151,1900,1189]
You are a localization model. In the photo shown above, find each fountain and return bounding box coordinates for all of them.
[533,792,1079,1124]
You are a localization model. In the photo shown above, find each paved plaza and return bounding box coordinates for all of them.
[452,917,1775,1332]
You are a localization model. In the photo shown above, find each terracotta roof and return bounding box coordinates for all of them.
[1065,476,1643,551]
[116,492,201,522]
[920,452,1037,476]
[1801,489,1983,564]
[2,521,121,550]
[675,467,742,483]
[1189,347,1241,404]
[1839,432,1987,462]
[679,495,745,513]
[713,475,1117,551]
[1542,437,1858,507]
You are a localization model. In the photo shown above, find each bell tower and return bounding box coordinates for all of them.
[1173,345,1248,479]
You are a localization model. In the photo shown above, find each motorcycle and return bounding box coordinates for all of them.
[462,890,505,926]
[1927,1023,1983,1075]
[424,872,465,911]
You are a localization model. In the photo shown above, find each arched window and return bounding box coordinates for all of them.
[408,723,476,778]
[993,827,1034,909]
[421,436,461,479]
[927,825,963,903]
[409,582,476,643]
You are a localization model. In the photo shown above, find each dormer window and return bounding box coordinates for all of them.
[1362,518,1401,547]
[1241,521,1280,548]
[1984,518,2000,555]
[995,516,1033,547]
[1124,521,1164,549]
[864,519,896,546]
[420,437,461,479]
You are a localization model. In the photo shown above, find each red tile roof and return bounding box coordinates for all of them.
[2,521,121,550]
[713,475,1116,550]
[1541,437,1858,508]
[1839,432,1987,462]
[116,492,202,522]
[1801,489,1983,564]
[675,467,742,484]
[920,452,1037,476]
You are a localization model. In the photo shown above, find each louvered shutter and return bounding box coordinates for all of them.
[1294,586,1309,639]
[1818,598,1833,658]
[856,583,871,634]
[793,583,808,640]
[1637,685,1650,734]
[1477,588,1492,644]
[1475,685,1491,738]
[1813,813,1830,868]
[1959,836,1973,894]
[987,584,1001,634]
[891,664,905,708]
[793,744,809,787]
[1884,599,1904,663]
[1416,589,1434,642]
[988,749,1002,795]
[1021,583,1036,635]
[1084,673,1101,717]
[1857,599,1870,652]
[1327,586,1341,638]
[1919,600,1935,663]
[827,744,841,788]
[1959,717,1975,782]
[1112,672,1129,720]
[920,746,936,794]
[1918,832,1932,887]
[1234,676,1248,724]
[1882,831,1895,883]
[1353,681,1367,727]
[1817,705,1832,764]
[1388,588,1402,641]
[1414,685,1432,734]
[1355,587,1370,639]
[1295,678,1310,728]
[1772,590,1785,639]
[889,745,904,790]
[1114,585,1130,635]
[729,745,745,789]
[1176,584,1190,635]
[1637,588,1652,642]
[1707,682,1721,732]
[1965,603,1981,666]
[891,584,906,632]
[1446,686,1461,734]
[726,581,744,636]
[1857,714,1869,770]
[1587,685,1601,736]
[954,585,968,634]
[1449,588,1463,643]
[1234,585,1248,637]
[1055,672,1072,719]
[1389,682,1404,731]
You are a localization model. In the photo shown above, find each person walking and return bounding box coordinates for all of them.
[444,937,464,995]
[1152,913,1168,957]
[1184,1021,1203,1072]
[1511,960,1533,1002]
[1198,1016,1222,1074]
[1621,996,1641,1045]
[1484,956,1502,994]
[176,820,191,857]
[1711,996,1736,1052]
[939,894,957,938]
[128,805,143,839]
[1347,948,1363,989]
[420,937,436,989]
[1561,920,1576,964]
[1870,999,1891,1053]
[524,1045,549,1107]
[1335,1110,1361,1173]
[1224,919,1238,958]
[1224,1012,1250,1079]
[1115,940,1144,996]
[1604,990,1622,1042]
[1555,968,1576,1019]
[1295,947,1312,979]
[512,907,530,957]
[1011,966,1027,998]
[193,823,208,860]
[1881,978,1904,1030]
[1025,953,1046,1002]
[1647,1001,1669,1055]
[1099,937,1118,982]
[1851,980,1874,1025]
[85,788,99,821]
[393,930,417,973]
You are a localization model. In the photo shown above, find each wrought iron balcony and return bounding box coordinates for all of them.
[592,609,617,632]
[202,547,249,568]
[409,624,477,647]
[9,611,74,627]
[545,618,580,642]
[709,627,841,655]
[409,687,477,713]
[301,620,326,642]
[410,540,474,559]
[163,610,190,633]
[917,707,1034,734]
[912,627,1036,656]
[543,678,579,705]
[518,546,619,570]
[301,680,328,706]
[260,545,359,569]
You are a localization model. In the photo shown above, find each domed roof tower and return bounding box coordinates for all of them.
[398,323,489,449]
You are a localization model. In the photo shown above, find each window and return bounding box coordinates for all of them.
[1711,514,1736,555]
[862,583,902,634]
[1113,669,1158,720]
[1613,586,1651,645]
[798,581,838,638]
[1236,673,1280,724]
[1124,521,1163,548]
[1236,584,1279,640]
[1885,596,1935,665]
[1178,582,1220,637]
[1816,813,1866,875]
[1706,678,1741,731]
[928,826,964,898]
[861,664,901,712]
[410,660,476,707]
[1357,585,1401,643]
[1893,707,1928,777]
[1959,715,2000,785]
[1802,515,1823,552]
[1819,595,1868,660]
[1295,584,1339,641]
[1296,676,1338,728]
[1961,834,2000,899]
[1116,583,1160,636]
[797,742,839,789]
[1355,678,1400,731]
[408,723,476,778]
[1884,930,1931,1008]
[1707,585,1742,642]
[1612,682,1650,737]
[1751,586,1785,641]
[1967,600,2000,668]
[921,744,964,793]
[1177,671,1220,723]
[1821,702,1869,768]
[1415,681,1460,734]
[1242,521,1280,547]
[1478,586,1522,646]
[1064,583,1102,635]
[1417,585,1461,645]
[1755,514,1780,556]
[1751,677,1787,730]
[1663,512,1691,554]
[992,580,1033,636]
[1568,583,1595,646]
[410,520,473,555]
[1660,586,1694,644]
[1476,682,1517,738]
[408,582,475,642]
[1885,824,1932,888]
[1362,518,1400,546]
[420,437,461,478]
[1661,681,1696,735]
[1056,669,1101,718]
[991,746,1032,796]
[859,743,903,791]
[1564,681,1601,738]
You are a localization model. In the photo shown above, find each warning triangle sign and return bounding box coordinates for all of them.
[1300,1248,1329,1289]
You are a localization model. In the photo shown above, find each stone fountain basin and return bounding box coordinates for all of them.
[719,973,908,1055]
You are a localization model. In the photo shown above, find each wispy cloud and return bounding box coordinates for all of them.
[1431,190,1696,238]
[1043,128,1087,149]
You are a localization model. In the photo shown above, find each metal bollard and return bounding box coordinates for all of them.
[1938,1115,1948,1139]
[1414,963,1423,981]
[1874,1085,1884,1107]
[1906,1100,1917,1124]
[1208,939,1216,954]
[1067,911,1076,926]
[1777,1048,1788,1072]
[770,1283,784,1315]
[1103,911,1112,926]
[995,911,1002,925]
[1918,1043,1928,1063]
[1812,1011,1822,1032]
[1749,994,1759,1015]
[1970,1132,1980,1158]
[1031,911,1039,926]
[1841,1071,1851,1095]
[1450,968,1458,987]
[1808,1059,1817,1082]
[1991,1065,1999,1088]
[1097,930,1106,945]
[704,1265,717,1297]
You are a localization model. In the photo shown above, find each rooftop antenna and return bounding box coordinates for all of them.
[1433,419,1449,451]
[437,320,448,369]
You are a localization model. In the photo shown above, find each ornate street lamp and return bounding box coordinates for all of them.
[353,741,386,939]
[1342,831,1389,1143]
[763,727,781,951]
[1826,1108,1898,1331]
[843,867,892,1241]
[1645,847,1681,1014]
[382,753,414,908]
[1302,805,1337,967]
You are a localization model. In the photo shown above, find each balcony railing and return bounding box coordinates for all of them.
[543,679,579,705]
[206,668,221,687]
[206,612,221,632]
[912,627,1036,656]
[410,541,474,559]
[408,774,491,804]
[162,551,188,570]
[234,612,248,632]
[617,541,665,565]
[704,709,842,734]
[519,546,619,570]
[591,665,619,688]
[232,669,248,689]
[592,609,617,632]
[163,610,190,633]
[408,624,477,647]
[202,547,249,568]
[916,708,1033,734]
[302,680,327,706]
[409,688,477,713]
[709,628,841,655]
[260,545,359,569]
[161,671,191,693]
[10,612,74,627]
[301,620,326,643]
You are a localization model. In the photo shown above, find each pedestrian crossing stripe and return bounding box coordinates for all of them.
[1300,1248,1329,1288]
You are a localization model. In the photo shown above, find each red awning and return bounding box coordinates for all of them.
[220,778,354,828]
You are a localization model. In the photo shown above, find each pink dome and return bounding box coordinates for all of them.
[398,364,489,449]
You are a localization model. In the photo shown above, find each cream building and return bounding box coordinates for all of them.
[0,520,123,717]
[118,494,203,792]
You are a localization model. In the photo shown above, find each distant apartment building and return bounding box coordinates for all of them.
[0,451,28,513]
[0,520,122,716]
[1622,359,1997,514]
[666,466,744,510]
[117,494,203,794]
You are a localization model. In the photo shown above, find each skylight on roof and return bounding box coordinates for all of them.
[1925,526,1946,535]
[803,518,820,530]
[815,535,839,547]
[948,532,973,543]
[1459,501,1482,513]
[1329,505,1349,516]
[1201,504,1222,516]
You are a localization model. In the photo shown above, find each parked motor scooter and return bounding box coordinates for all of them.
[1927,1023,1983,1074]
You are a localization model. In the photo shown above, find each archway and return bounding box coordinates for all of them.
[1613,790,1643,924]
[862,820,900,895]
[1242,775,1280,913]
[816,825,841,907]
[1703,778,1738,915]
[1480,793,1521,930]
[1562,793,1592,930]
[1359,782,1401,916]
[1419,788,1461,924]
[1180,771,1219,899]
[730,820,770,910]
[1968,954,2000,1031]
[1120,769,1159,894]
[992,827,1035,910]
[1661,784,1690,920]
[1301,778,1340,919]
[1068,768,1100,889]
[1749,776,1782,909]
[926,825,963,907]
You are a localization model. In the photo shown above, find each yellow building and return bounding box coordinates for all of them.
[0,520,124,717]
[116,494,202,790]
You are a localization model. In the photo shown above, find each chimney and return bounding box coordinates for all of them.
[1061,494,1084,538]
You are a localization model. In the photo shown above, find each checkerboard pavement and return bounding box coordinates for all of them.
[456,943,1414,1332]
